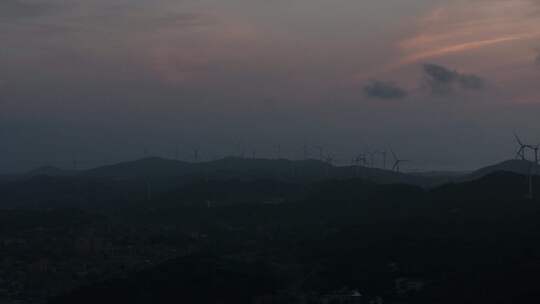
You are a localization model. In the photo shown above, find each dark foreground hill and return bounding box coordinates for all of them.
[39,172,540,304]
[433,171,540,201]
[49,255,282,304]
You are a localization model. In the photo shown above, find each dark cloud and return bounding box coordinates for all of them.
[364,80,408,99]
[423,64,485,94]
[0,0,53,19]
[423,64,457,84]
[458,73,484,90]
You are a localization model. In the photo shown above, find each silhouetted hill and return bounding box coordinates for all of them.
[432,171,539,201]
[200,157,331,181]
[84,157,193,179]
[44,170,540,304]
[159,178,303,206]
[82,156,433,185]
[306,178,425,202]
[7,159,540,210]
[468,159,540,180]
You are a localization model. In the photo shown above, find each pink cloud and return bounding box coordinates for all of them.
[395,0,540,67]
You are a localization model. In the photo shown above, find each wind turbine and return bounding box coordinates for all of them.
[527,143,540,199]
[390,149,409,173]
[360,153,368,166]
[532,144,540,165]
[324,153,334,178]
[352,153,367,167]
[324,153,334,165]
[364,148,380,167]
[514,133,532,161]
[513,134,539,199]
[352,154,366,177]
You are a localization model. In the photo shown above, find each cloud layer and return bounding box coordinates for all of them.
[397,0,540,66]
[422,64,485,94]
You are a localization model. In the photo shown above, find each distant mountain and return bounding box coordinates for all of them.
[78,157,433,186]
[19,157,540,192]
[84,157,193,179]
[22,158,540,187]
[468,159,540,180]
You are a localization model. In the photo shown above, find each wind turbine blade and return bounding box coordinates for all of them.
[390,149,398,161]
[514,132,524,146]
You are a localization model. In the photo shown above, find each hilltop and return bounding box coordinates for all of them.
[24,156,432,186]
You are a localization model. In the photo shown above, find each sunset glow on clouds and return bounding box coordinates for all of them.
[366,0,540,107]
[396,0,540,68]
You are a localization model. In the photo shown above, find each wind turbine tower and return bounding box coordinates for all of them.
[379,150,387,169]
[532,144,539,165]
[324,153,334,178]
[528,143,540,199]
[352,154,366,177]
[367,151,377,167]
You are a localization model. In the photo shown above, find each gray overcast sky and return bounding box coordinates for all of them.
[2,0,540,172]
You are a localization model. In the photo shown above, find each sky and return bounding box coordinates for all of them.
[2,0,540,172]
